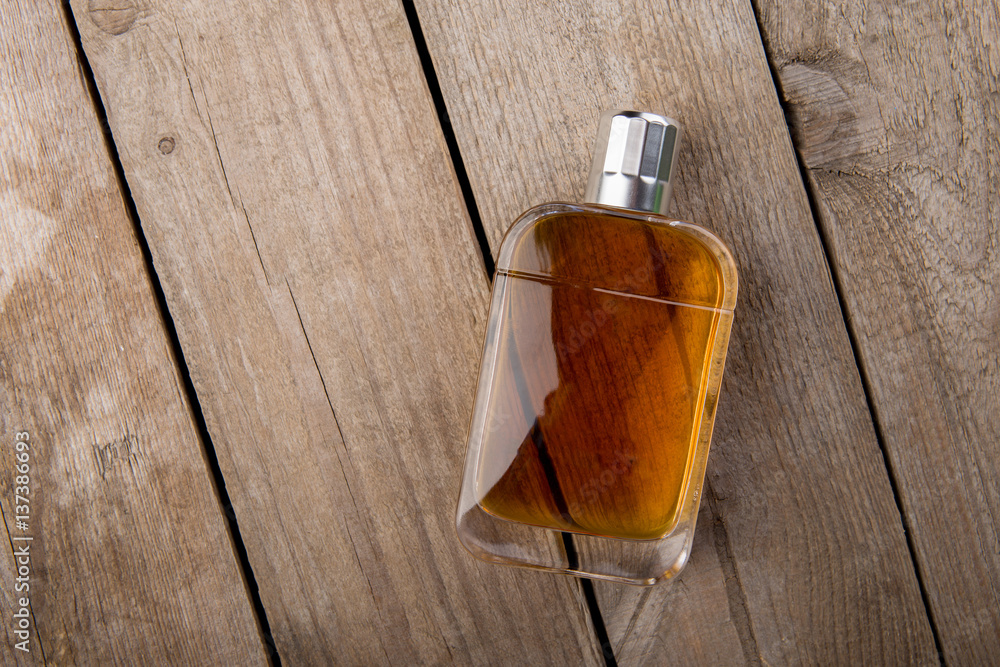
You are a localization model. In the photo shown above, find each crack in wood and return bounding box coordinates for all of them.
[240,198,270,285]
[174,22,203,123]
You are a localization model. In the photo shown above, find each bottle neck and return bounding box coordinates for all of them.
[583,111,681,216]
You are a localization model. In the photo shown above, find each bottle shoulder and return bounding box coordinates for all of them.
[496,202,737,311]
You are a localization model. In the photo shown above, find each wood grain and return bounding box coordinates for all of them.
[758,0,1000,661]
[68,0,605,663]
[412,0,939,662]
[0,0,265,662]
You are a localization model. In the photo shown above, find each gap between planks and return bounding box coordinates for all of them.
[399,0,617,663]
[59,1,283,663]
[743,0,945,660]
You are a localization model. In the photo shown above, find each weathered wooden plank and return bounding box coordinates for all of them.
[0,0,265,662]
[757,0,1000,661]
[68,0,604,663]
[413,0,939,662]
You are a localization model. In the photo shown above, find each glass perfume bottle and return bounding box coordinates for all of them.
[456,110,737,584]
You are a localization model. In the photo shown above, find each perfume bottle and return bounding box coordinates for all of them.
[456,110,737,584]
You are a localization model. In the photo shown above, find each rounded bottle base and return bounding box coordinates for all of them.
[456,499,697,585]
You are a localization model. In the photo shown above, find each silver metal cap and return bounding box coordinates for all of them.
[584,110,682,215]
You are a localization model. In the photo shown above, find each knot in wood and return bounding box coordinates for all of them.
[158,136,176,154]
[88,0,138,35]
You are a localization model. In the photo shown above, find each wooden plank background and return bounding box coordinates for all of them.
[0,0,265,663]
[66,0,603,664]
[2,0,996,663]
[757,1,1000,662]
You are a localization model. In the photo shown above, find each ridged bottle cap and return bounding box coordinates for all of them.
[584,110,682,215]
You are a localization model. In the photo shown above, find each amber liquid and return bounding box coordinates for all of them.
[475,210,727,540]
